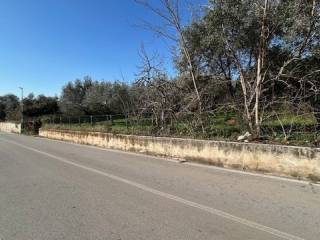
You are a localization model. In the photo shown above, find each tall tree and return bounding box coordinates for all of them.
[135,0,203,116]
[59,76,93,115]
[23,94,59,117]
[179,0,320,136]
[0,94,20,121]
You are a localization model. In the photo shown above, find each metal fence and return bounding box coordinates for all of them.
[39,113,238,137]
[36,112,320,146]
[42,114,119,126]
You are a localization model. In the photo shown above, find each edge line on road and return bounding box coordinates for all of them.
[33,135,318,187]
[0,137,305,240]
[2,132,316,186]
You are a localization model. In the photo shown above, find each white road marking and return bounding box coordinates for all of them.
[0,138,304,240]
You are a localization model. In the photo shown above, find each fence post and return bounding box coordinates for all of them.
[126,113,128,131]
[104,115,108,127]
[90,115,93,126]
[79,116,81,126]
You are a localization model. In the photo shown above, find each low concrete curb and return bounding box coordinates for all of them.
[39,128,320,182]
[0,122,21,134]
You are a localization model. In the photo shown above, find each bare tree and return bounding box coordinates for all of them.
[134,0,202,115]
[135,45,179,130]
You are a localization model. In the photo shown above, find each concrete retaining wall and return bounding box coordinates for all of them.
[39,129,320,181]
[0,122,21,134]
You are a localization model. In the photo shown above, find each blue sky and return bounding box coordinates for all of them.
[0,0,206,97]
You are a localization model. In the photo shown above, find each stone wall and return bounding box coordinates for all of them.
[0,122,21,134]
[39,129,320,181]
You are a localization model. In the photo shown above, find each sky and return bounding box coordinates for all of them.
[0,0,206,98]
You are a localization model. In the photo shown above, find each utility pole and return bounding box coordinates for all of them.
[19,87,24,127]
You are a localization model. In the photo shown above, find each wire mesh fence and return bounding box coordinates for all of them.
[39,113,238,137]
[36,111,320,146]
[43,114,117,126]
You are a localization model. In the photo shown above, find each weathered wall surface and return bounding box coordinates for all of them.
[0,122,21,134]
[39,129,320,181]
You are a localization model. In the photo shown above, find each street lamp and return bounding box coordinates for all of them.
[19,87,24,126]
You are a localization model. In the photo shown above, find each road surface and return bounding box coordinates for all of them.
[0,132,319,240]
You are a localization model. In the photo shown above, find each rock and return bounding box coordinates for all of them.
[237,131,252,141]
[237,135,245,141]
[243,131,251,138]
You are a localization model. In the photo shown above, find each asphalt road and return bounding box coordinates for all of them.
[0,132,319,240]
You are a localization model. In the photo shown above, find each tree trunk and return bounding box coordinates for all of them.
[254,0,268,137]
